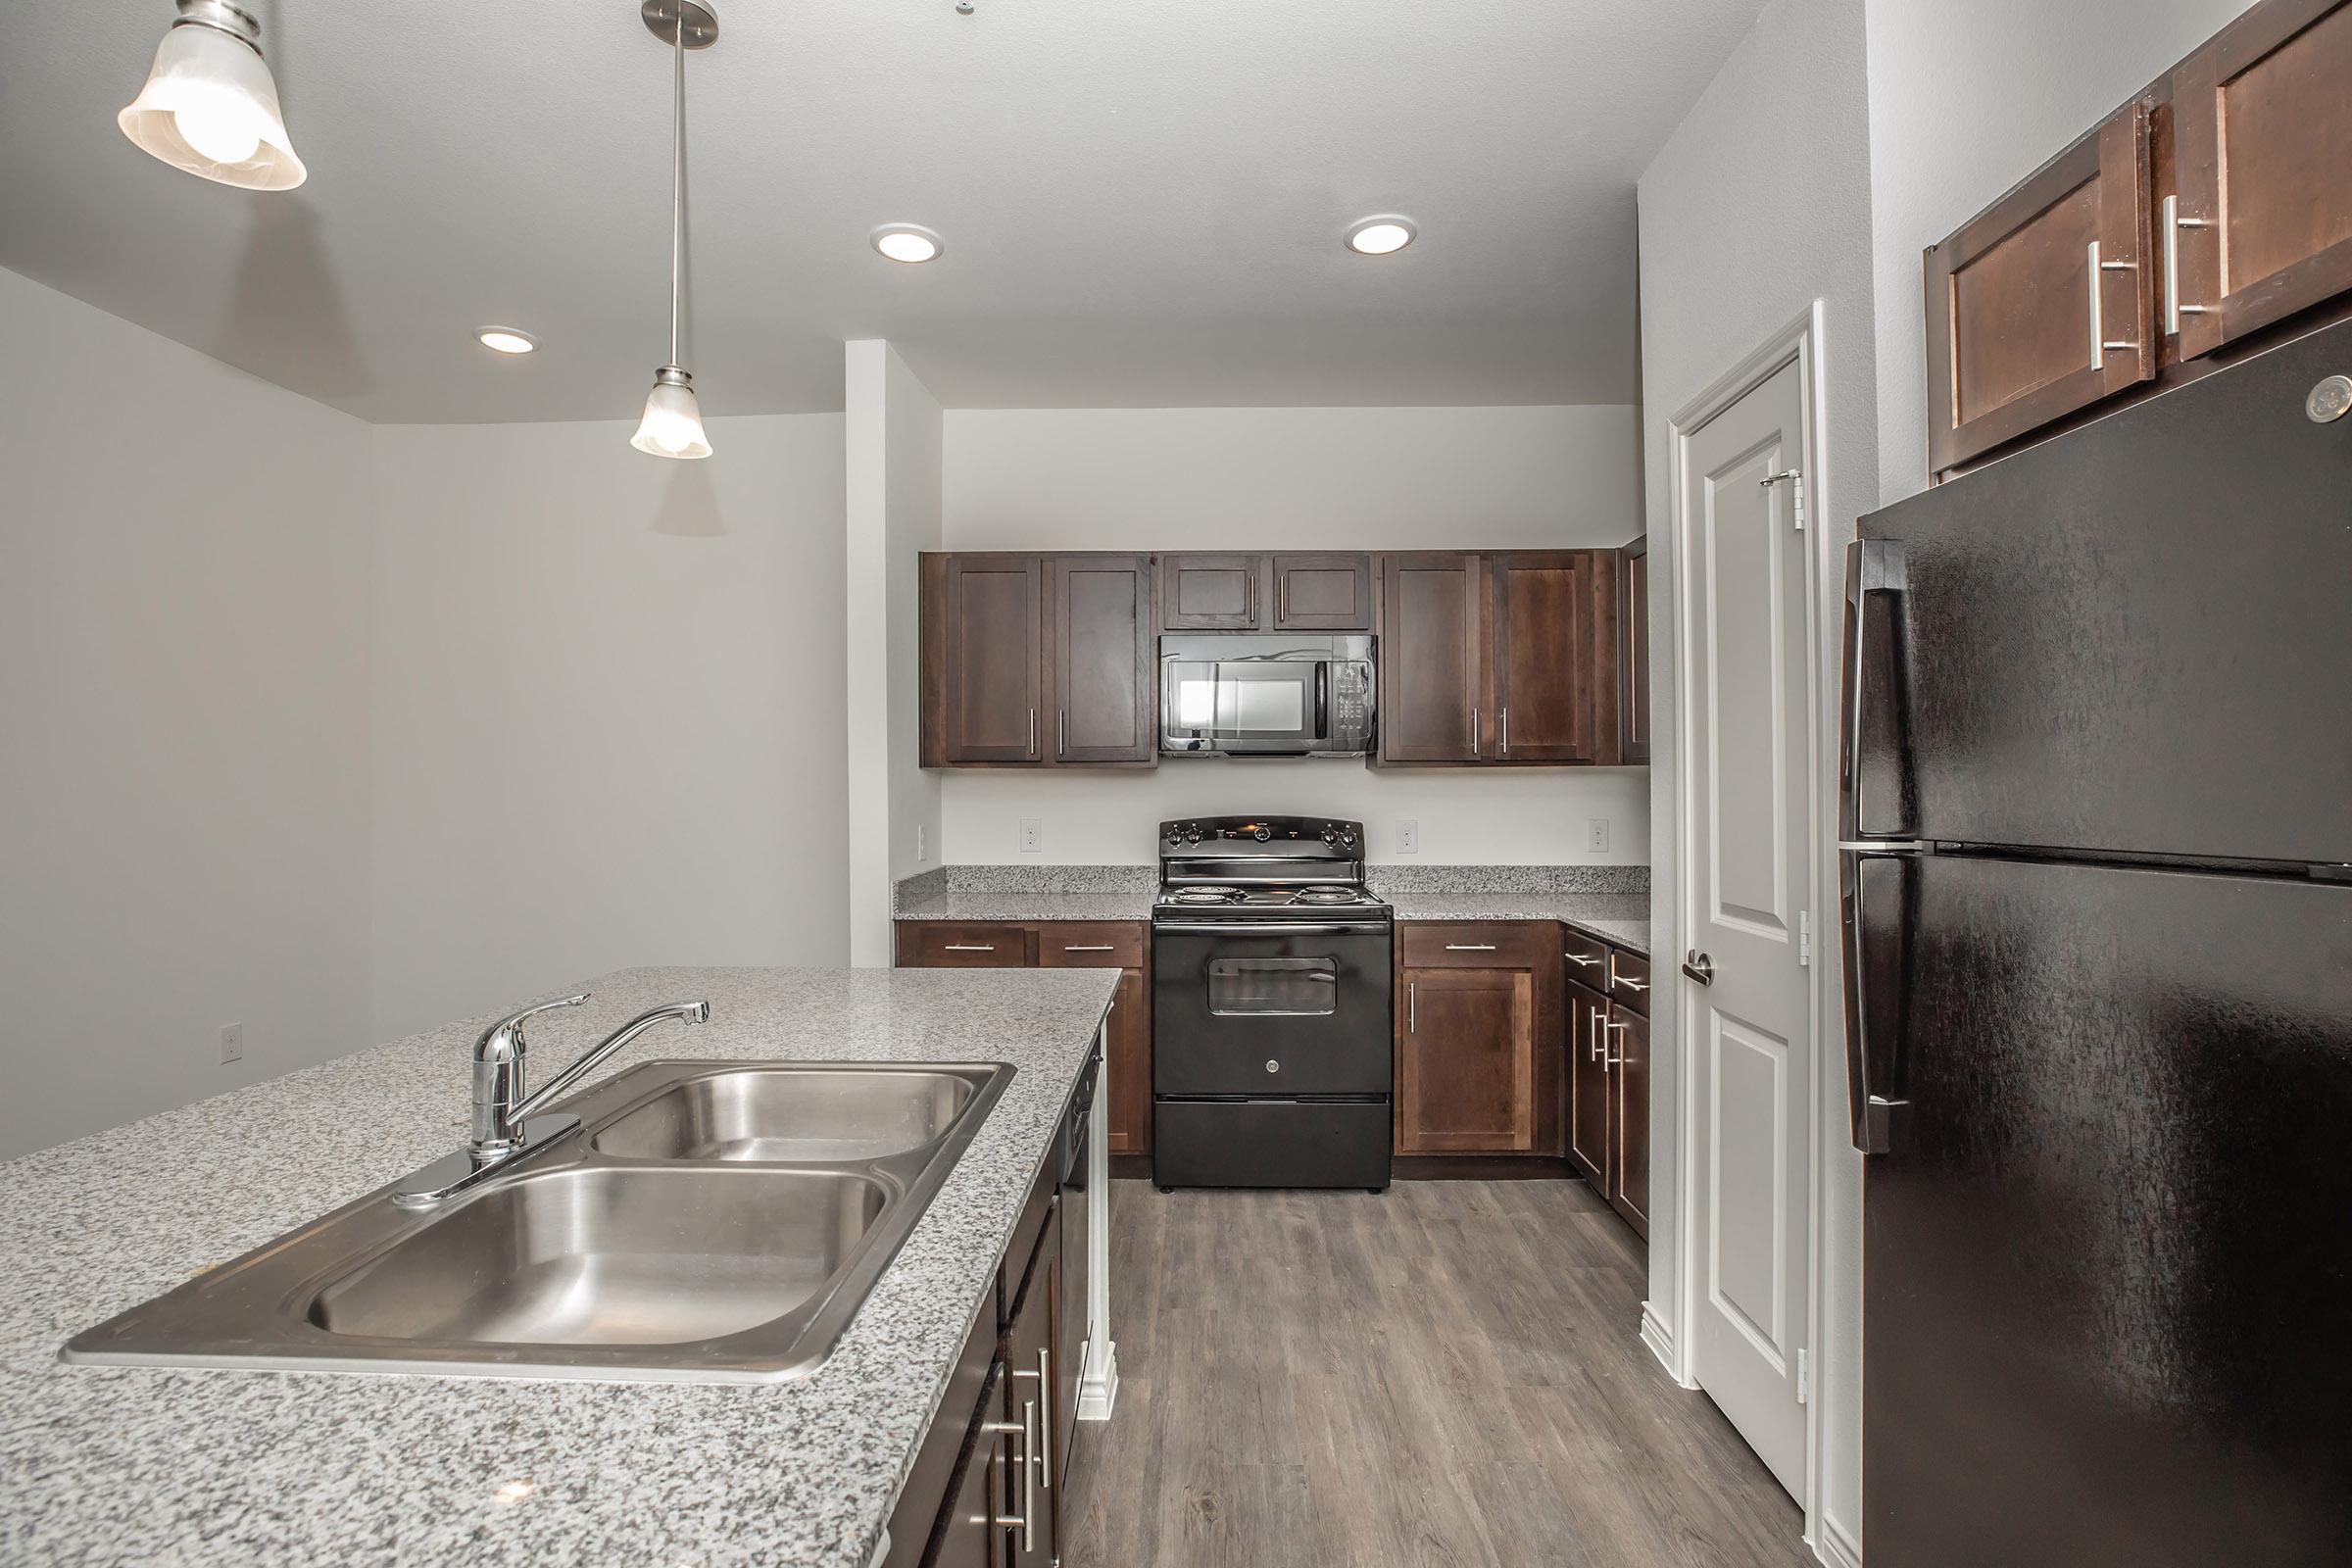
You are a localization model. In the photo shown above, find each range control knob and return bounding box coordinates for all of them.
[1254,826,1272,842]
[1340,830,1357,849]
[1184,824,1201,843]
[1320,827,1337,844]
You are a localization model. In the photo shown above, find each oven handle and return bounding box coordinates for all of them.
[1152,920,1393,936]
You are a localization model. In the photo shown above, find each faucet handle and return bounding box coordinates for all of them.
[473,993,590,1061]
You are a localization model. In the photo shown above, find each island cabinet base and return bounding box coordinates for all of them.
[883,1073,1099,1568]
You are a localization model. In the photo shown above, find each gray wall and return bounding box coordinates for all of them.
[0,268,374,1162]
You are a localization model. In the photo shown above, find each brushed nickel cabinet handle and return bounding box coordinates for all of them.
[1060,944,1115,953]
[1616,976,1649,993]
[986,1399,1038,1551]
[2163,194,2213,336]
[1500,707,1509,756]
[1472,706,1481,757]
[1590,1006,1606,1062]
[1028,708,1037,758]
[1445,943,1497,952]
[1408,981,1417,1034]
[2087,240,2139,367]
[943,944,996,953]
[1565,953,1602,967]
[1057,709,1066,757]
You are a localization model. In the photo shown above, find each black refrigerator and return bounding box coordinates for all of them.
[1842,316,2352,1565]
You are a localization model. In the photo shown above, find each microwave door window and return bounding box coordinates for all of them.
[1233,679,1304,734]
[1174,665,1309,737]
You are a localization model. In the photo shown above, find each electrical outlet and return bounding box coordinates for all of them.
[1019,818,1043,855]
[1587,817,1611,855]
[914,824,927,863]
[219,1022,244,1065]
[1396,819,1420,856]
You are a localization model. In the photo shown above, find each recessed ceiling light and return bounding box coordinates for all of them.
[872,224,945,264]
[475,326,537,355]
[1345,216,1417,257]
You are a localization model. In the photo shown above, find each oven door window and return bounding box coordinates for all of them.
[1206,956,1338,1016]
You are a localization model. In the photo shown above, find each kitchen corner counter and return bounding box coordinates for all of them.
[1381,893,1650,955]
[0,964,1116,1568]
[893,864,1156,923]
[893,891,1156,923]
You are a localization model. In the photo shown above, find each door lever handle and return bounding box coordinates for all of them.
[1682,952,1714,986]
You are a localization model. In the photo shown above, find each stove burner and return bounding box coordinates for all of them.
[1292,887,1360,906]
[1168,886,1239,906]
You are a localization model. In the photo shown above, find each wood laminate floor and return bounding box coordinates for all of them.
[1059,1178,1812,1568]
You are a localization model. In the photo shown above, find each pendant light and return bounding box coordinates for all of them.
[630,1,717,461]
[119,1,307,191]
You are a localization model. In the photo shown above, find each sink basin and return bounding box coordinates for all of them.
[62,1058,1013,1382]
[309,1167,888,1347]
[592,1065,983,1162]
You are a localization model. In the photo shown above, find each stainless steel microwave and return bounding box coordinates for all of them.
[1158,634,1376,757]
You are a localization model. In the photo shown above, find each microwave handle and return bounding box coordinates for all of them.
[1315,661,1330,739]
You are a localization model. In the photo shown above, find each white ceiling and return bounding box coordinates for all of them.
[0,0,1767,421]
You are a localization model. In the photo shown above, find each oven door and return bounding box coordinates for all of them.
[1151,920,1394,1096]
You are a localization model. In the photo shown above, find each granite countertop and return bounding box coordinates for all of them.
[0,964,1116,1568]
[894,865,1156,924]
[894,891,1156,923]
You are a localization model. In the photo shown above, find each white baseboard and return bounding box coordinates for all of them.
[1641,1302,1694,1388]
[1808,1512,1861,1568]
[1077,1340,1118,1421]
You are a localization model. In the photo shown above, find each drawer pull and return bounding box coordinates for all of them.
[1590,1006,1606,1062]
[1408,981,1416,1034]
[1566,952,1603,967]
[943,944,997,953]
[1060,945,1116,953]
[1445,943,1497,952]
[1615,976,1649,993]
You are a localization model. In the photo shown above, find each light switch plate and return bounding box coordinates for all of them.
[219,1022,244,1065]
[1396,819,1420,856]
[1019,818,1043,855]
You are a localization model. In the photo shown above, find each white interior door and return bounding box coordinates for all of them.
[1680,356,1813,1497]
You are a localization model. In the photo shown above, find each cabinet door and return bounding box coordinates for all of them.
[2172,0,2352,360]
[1924,102,2156,474]
[933,555,1047,763]
[1619,537,1650,764]
[1003,1205,1059,1568]
[1608,1004,1650,1239]
[1049,556,1153,764]
[1270,554,1373,630]
[1158,554,1262,629]
[1377,553,1486,762]
[1490,551,1612,764]
[924,1365,1006,1568]
[1396,966,1536,1152]
[1565,978,1612,1187]
[1037,925,1150,1156]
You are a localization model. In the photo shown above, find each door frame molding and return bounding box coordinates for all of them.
[1650,303,1836,1544]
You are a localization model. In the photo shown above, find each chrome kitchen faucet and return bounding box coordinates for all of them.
[395,994,710,1207]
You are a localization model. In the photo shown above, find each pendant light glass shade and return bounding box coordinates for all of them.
[119,3,306,191]
[630,368,712,460]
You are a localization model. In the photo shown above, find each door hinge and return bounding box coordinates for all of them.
[1796,1348,1809,1405]
[1798,911,1811,968]
[1760,469,1806,529]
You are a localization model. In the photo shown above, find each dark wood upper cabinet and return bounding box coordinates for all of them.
[1269,554,1373,630]
[924,554,1154,769]
[1049,556,1152,763]
[1490,550,1616,764]
[1925,101,2156,474]
[1619,536,1650,765]
[2172,0,2352,361]
[927,556,1046,764]
[1377,553,1487,762]
[1157,554,1262,629]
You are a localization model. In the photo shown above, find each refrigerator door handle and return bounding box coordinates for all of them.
[1840,538,1914,843]
[1840,844,1915,1154]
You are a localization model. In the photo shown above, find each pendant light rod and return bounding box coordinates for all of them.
[668,9,683,368]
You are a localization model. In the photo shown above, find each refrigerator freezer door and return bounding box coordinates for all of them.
[1863,854,2352,1566]
[1856,315,2352,865]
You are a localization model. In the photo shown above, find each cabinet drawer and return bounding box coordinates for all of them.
[906,922,1035,968]
[1399,920,1546,968]
[1036,922,1145,968]
[1560,929,1611,983]
[1606,948,1652,1015]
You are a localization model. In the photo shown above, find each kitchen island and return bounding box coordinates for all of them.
[0,965,1116,1568]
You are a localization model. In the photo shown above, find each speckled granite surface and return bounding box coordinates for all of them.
[1371,868,1651,953]
[0,965,1115,1568]
[894,864,1156,923]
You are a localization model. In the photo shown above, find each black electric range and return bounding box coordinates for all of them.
[1150,816,1394,1192]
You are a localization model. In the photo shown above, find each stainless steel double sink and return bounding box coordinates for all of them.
[65,1060,1012,1382]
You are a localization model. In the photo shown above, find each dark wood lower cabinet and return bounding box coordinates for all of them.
[922,1362,1006,1568]
[1394,922,1559,1156]
[1001,1203,1059,1568]
[1565,977,1612,1185]
[1608,1004,1650,1237]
